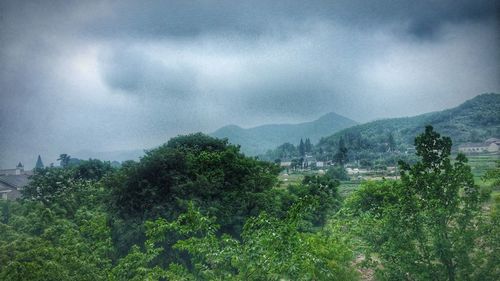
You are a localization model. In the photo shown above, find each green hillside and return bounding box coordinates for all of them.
[317,93,500,158]
[211,112,357,156]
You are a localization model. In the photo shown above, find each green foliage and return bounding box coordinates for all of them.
[334,137,348,165]
[73,159,113,181]
[305,138,313,153]
[351,126,493,280]
[285,175,341,227]
[318,93,500,163]
[58,153,71,168]
[483,160,500,190]
[344,180,399,216]
[327,165,350,181]
[469,194,500,280]
[0,200,113,281]
[1,160,115,280]
[264,142,298,162]
[299,138,306,157]
[105,133,281,259]
[114,200,358,281]
[2,128,498,280]
[22,167,108,218]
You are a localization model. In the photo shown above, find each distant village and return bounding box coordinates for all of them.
[279,137,499,181]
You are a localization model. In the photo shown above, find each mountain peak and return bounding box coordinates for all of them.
[317,112,357,123]
[211,112,357,155]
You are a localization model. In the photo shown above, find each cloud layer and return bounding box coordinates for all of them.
[0,0,499,168]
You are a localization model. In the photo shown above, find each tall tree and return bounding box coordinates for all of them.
[298,139,305,157]
[35,155,44,169]
[368,126,486,280]
[305,138,312,153]
[334,137,348,165]
[387,132,396,152]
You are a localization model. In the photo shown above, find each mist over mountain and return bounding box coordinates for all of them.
[211,112,357,155]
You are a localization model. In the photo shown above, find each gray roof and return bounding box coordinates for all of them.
[459,142,488,148]
[485,138,500,144]
[0,175,30,190]
[0,169,17,175]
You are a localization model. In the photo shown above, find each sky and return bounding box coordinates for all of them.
[0,0,499,168]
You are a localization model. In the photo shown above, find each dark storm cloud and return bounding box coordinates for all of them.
[80,0,498,40]
[0,0,499,168]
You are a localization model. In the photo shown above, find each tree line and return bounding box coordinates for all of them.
[0,127,498,280]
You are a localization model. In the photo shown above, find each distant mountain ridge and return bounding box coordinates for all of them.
[317,93,500,153]
[211,112,358,155]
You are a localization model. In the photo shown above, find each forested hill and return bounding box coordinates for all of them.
[211,112,357,156]
[317,93,500,153]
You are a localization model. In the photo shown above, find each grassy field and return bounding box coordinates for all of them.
[460,153,498,186]
[277,172,304,189]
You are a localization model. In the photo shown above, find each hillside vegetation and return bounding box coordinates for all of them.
[318,93,499,155]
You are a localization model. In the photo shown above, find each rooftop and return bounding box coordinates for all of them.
[0,174,30,190]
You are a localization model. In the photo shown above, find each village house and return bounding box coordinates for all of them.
[458,138,500,153]
[304,155,317,168]
[280,161,292,168]
[0,161,36,200]
[346,167,370,175]
[0,174,29,200]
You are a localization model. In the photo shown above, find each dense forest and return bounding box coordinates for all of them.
[1,127,499,280]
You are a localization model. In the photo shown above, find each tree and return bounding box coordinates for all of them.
[366,126,486,280]
[277,142,297,158]
[1,183,112,281]
[73,159,113,181]
[58,154,71,168]
[112,200,359,281]
[105,133,281,254]
[387,132,396,152]
[298,175,341,226]
[327,165,349,181]
[334,137,348,165]
[483,160,500,189]
[305,138,312,153]
[35,155,44,170]
[298,139,305,157]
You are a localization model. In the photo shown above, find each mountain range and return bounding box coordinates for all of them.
[74,93,499,163]
[211,112,358,155]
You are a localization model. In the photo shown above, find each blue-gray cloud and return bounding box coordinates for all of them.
[99,47,196,98]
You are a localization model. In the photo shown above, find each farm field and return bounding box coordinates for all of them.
[278,152,498,198]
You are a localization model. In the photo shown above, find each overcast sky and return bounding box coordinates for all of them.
[1,0,499,168]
